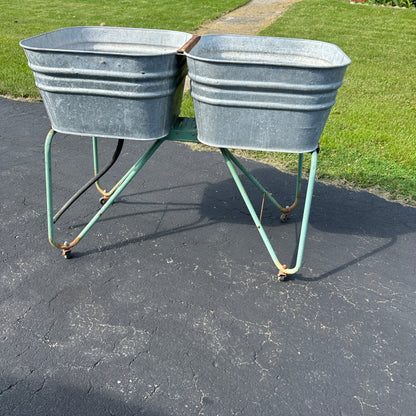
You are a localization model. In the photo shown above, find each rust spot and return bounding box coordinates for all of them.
[177,34,201,54]
[278,264,287,275]
[51,236,81,250]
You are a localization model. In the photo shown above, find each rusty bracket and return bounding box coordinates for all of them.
[277,265,288,281]
[177,34,201,54]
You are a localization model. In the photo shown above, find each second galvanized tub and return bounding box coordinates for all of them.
[20,27,192,140]
[186,35,351,153]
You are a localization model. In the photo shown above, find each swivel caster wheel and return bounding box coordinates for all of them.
[280,206,291,223]
[277,265,287,282]
[99,196,109,205]
[62,249,72,259]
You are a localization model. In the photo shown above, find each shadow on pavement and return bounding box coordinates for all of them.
[0,375,165,416]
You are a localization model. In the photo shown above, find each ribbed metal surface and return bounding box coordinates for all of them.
[20,27,192,140]
[186,35,351,153]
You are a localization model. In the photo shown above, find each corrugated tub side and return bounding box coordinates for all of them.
[20,27,193,140]
[185,35,351,153]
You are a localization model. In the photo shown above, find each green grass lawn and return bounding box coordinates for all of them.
[256,0,416,204]
[0,0,248,98]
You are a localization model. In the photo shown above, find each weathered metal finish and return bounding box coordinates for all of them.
[92,137,108,197]
[44,119,317,275]
[177,34,201,54]
[281,153,304,220]
[27,26,342,277]
[45,129,164,252]
[186,35,351,152]
[220,148,318,277]
[223,150,303,218]
[92,136,126,202]
[92,117,200,205]
[293,149,318,273]
[164,117,199,143]
[20,27,192,140]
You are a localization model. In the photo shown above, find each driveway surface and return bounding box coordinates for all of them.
[1,93,416,416]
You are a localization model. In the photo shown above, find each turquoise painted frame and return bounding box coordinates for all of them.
[44,117,317,278]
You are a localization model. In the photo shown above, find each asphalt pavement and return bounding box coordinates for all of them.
[1,96,416,415]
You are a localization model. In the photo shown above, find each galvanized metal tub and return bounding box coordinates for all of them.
[20,27,192,140]
[186,35,351,153]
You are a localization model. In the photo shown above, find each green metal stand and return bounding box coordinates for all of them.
[221,148,317,279]
[45,130,163,257]
[44,118,317,278]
